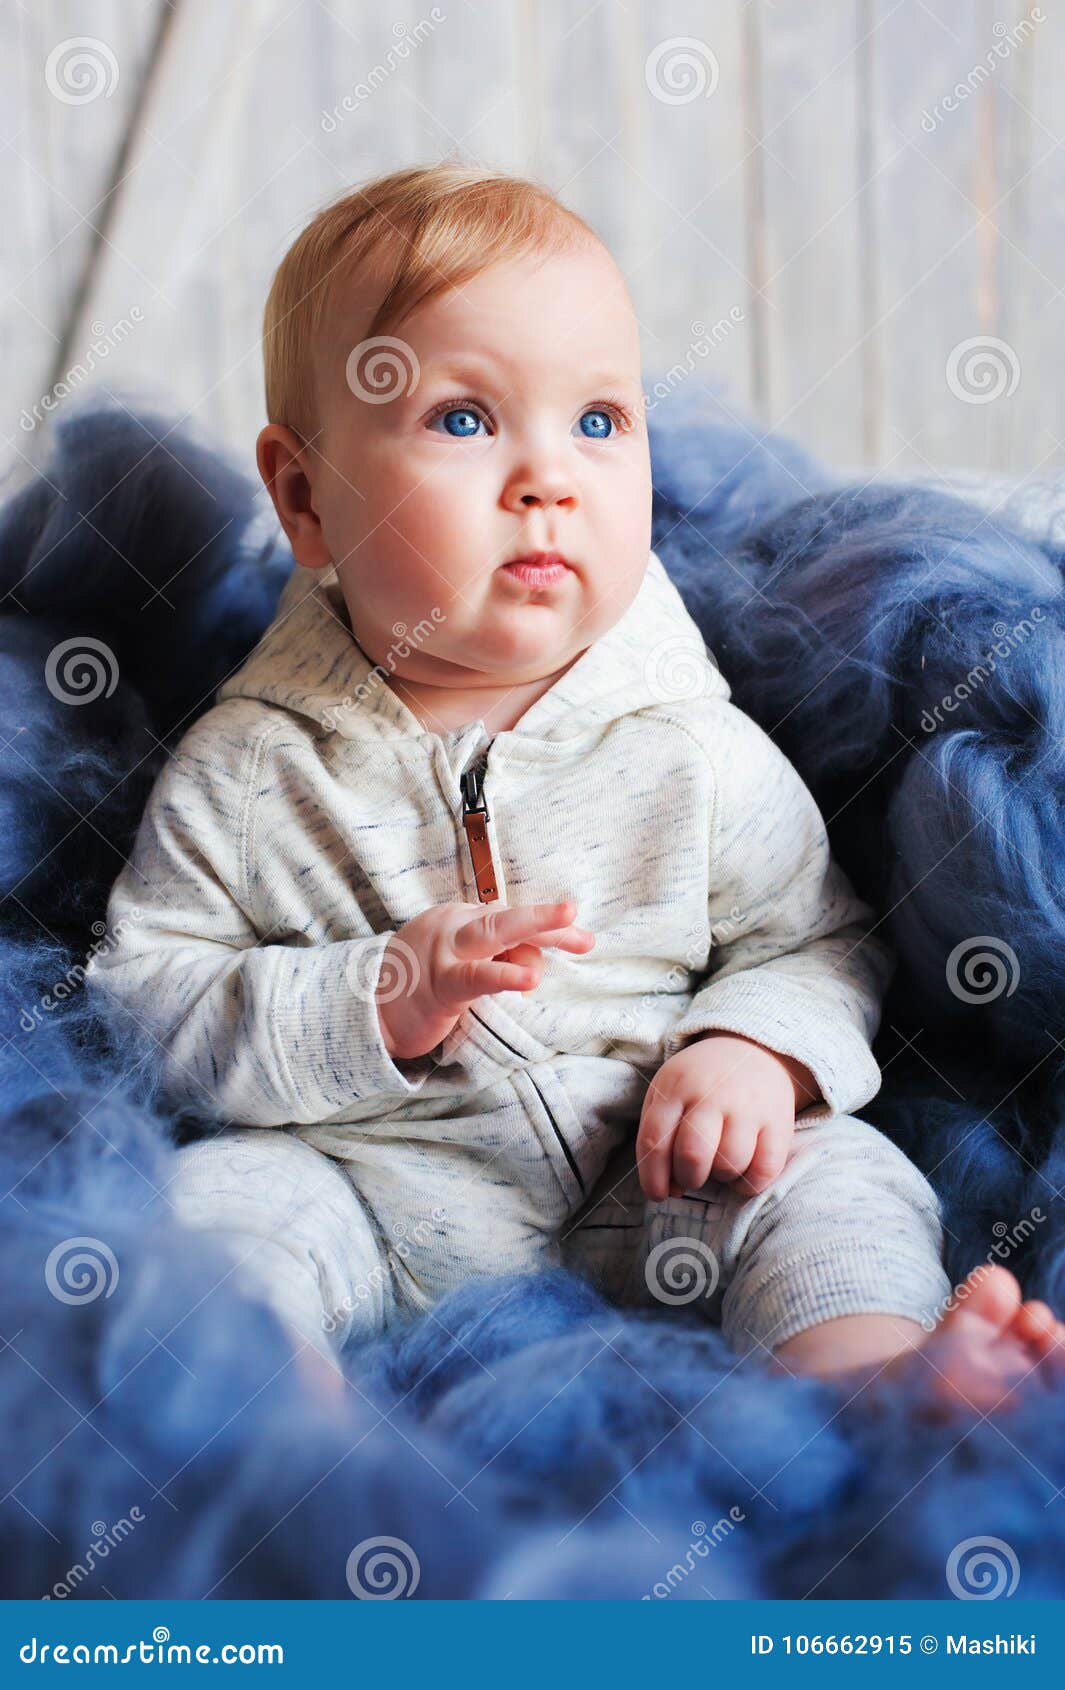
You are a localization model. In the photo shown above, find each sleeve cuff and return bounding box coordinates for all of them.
[269,932,435,1117]
[663,975,883,1122]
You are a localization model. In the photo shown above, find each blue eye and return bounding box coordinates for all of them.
[429,407,486,437]
[578,409,614,439]
[426,403,623,439]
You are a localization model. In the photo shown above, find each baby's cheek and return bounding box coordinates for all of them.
[387,498,476,591]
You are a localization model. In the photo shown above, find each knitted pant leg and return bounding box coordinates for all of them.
[166,1127,393,1357]
[633,1114,951,1357]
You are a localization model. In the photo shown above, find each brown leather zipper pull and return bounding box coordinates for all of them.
[460,751,500,903]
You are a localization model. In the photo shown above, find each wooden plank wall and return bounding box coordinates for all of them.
[2,0,1059,491]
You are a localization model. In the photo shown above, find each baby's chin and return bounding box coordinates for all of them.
[465,623,590,676]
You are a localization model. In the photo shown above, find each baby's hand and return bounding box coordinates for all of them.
[636,1033,819,1201]
[376,899,594,1061]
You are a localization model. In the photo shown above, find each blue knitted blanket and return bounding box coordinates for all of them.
[1,395,1062,1600]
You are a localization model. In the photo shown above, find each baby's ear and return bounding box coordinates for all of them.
[255,424,332,570]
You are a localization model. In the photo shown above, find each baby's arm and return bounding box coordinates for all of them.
[638,704,895,1199]
[85,711,433,1127]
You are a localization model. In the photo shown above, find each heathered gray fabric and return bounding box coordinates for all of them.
[86,549,950,1352]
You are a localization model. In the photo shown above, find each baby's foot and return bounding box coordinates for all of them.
[907,1265,1065,1414]
[774,1265,1065,1415]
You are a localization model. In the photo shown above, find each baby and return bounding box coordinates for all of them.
[88,163,1064,1407]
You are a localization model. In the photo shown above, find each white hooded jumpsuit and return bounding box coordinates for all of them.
[86,552,951,1357]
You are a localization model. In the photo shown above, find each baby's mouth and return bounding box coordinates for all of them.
[499,551,573,587]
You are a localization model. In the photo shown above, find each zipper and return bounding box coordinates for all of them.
[460,739,501,903]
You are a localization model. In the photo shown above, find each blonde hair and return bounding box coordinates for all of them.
[263,162,603,441]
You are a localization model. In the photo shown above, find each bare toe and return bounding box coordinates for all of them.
[1011,1299,1059,1355]
[939,1263,1022,1337]
[874,1272,1064,1419]
[915,1266,1029,1415]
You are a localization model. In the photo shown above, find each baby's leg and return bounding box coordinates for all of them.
[775,1260,1065,1413]
[164,1127,393,1379]
[718,1120,1065,1402]
[566,1115,951,1350]
[566,1118,1065,1408]
[705,1113,954,1365]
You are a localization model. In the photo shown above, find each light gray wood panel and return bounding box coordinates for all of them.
[624,1,752,437]
[3,0,1061,484]
[61,0,347,477]
[757,0,866,473]
[990,2,1065,479]
[403,0,524,169]
[1,0,167,491]
[874,0,1035,475]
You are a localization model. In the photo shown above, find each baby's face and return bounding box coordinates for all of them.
[309,241,652,692]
